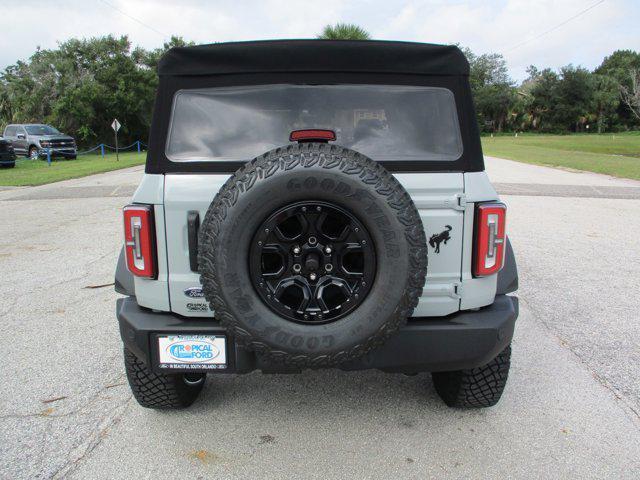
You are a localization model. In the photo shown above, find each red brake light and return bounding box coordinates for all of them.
[289,129,337,142]
[123,205,156,278]
[474,203,506,277]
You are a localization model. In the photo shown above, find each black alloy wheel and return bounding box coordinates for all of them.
[249,201,375,324]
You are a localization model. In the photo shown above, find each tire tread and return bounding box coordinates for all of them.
[432,345,511,408]
[123,349,204,409]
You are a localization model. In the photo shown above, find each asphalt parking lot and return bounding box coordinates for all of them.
[1,157,639,479]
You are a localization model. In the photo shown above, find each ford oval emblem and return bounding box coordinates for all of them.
[184,287,204,298]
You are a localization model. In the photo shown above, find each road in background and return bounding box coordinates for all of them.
[0,158,638,479]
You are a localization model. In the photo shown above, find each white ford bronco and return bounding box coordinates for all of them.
[115,40,518,409]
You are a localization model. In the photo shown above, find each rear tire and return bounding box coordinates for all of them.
[432,345,511,408]
[123,348,205,409]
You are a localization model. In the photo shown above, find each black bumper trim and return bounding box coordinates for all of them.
[117,295,518,374]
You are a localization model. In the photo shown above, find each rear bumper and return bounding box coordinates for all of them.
[117,295,518,374]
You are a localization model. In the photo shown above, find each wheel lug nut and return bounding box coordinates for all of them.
[325,247,332,254]
[308,236,317,245]
[293,246,301,254]
[361,240,366,245]
[325,264,333,272]
[316,206,322,211]
[309,273,317,281]
[293,264,301,273]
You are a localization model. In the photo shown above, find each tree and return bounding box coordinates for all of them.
[528,68,560,131]
[592,74,620,132]
[318,23,370,40]
[462,48,516,132]
[555,65,596,132]
[0,86,11,122]
[620,69,640,120]
[524,65,597,132]
[0,35,189,146]
[134,36,194,70]
[595,50,640,128]
[510,66,543,131]
[595,50,640,86]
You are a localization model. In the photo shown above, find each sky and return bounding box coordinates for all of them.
[0,0,638,82]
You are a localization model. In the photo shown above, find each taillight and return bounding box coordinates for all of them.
[474,202,506,277]
[123,204,156,278]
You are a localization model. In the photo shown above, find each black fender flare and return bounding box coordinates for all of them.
[497,237,518,294]
[115,246,135,296]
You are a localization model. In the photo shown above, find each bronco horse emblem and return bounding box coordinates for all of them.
[429,225,452,254]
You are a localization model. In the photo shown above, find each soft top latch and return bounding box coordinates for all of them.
[289,129,336,143]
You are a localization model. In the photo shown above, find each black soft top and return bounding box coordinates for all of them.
[147,40,483,175]
[158,40,469,77]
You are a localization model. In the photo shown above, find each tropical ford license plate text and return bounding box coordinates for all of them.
[157,335,227,370]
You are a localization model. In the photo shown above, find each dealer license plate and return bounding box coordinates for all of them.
[157,335,227,370]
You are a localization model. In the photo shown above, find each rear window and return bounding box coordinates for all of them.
[166,84,463,163]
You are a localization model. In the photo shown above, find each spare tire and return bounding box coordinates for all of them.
[198,143,427,366]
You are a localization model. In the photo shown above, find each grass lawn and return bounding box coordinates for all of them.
[0,151,145,187]
[481,132,640,180]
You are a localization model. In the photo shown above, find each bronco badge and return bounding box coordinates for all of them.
[429,225,452,254]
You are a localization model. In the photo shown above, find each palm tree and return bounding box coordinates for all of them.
[318,23,371,40]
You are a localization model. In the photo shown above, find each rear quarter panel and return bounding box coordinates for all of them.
[130,174,170,311]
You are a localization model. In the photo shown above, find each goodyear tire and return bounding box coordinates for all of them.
[123,349,205,409]
[432,345,512,408]
[198,143,428,367]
